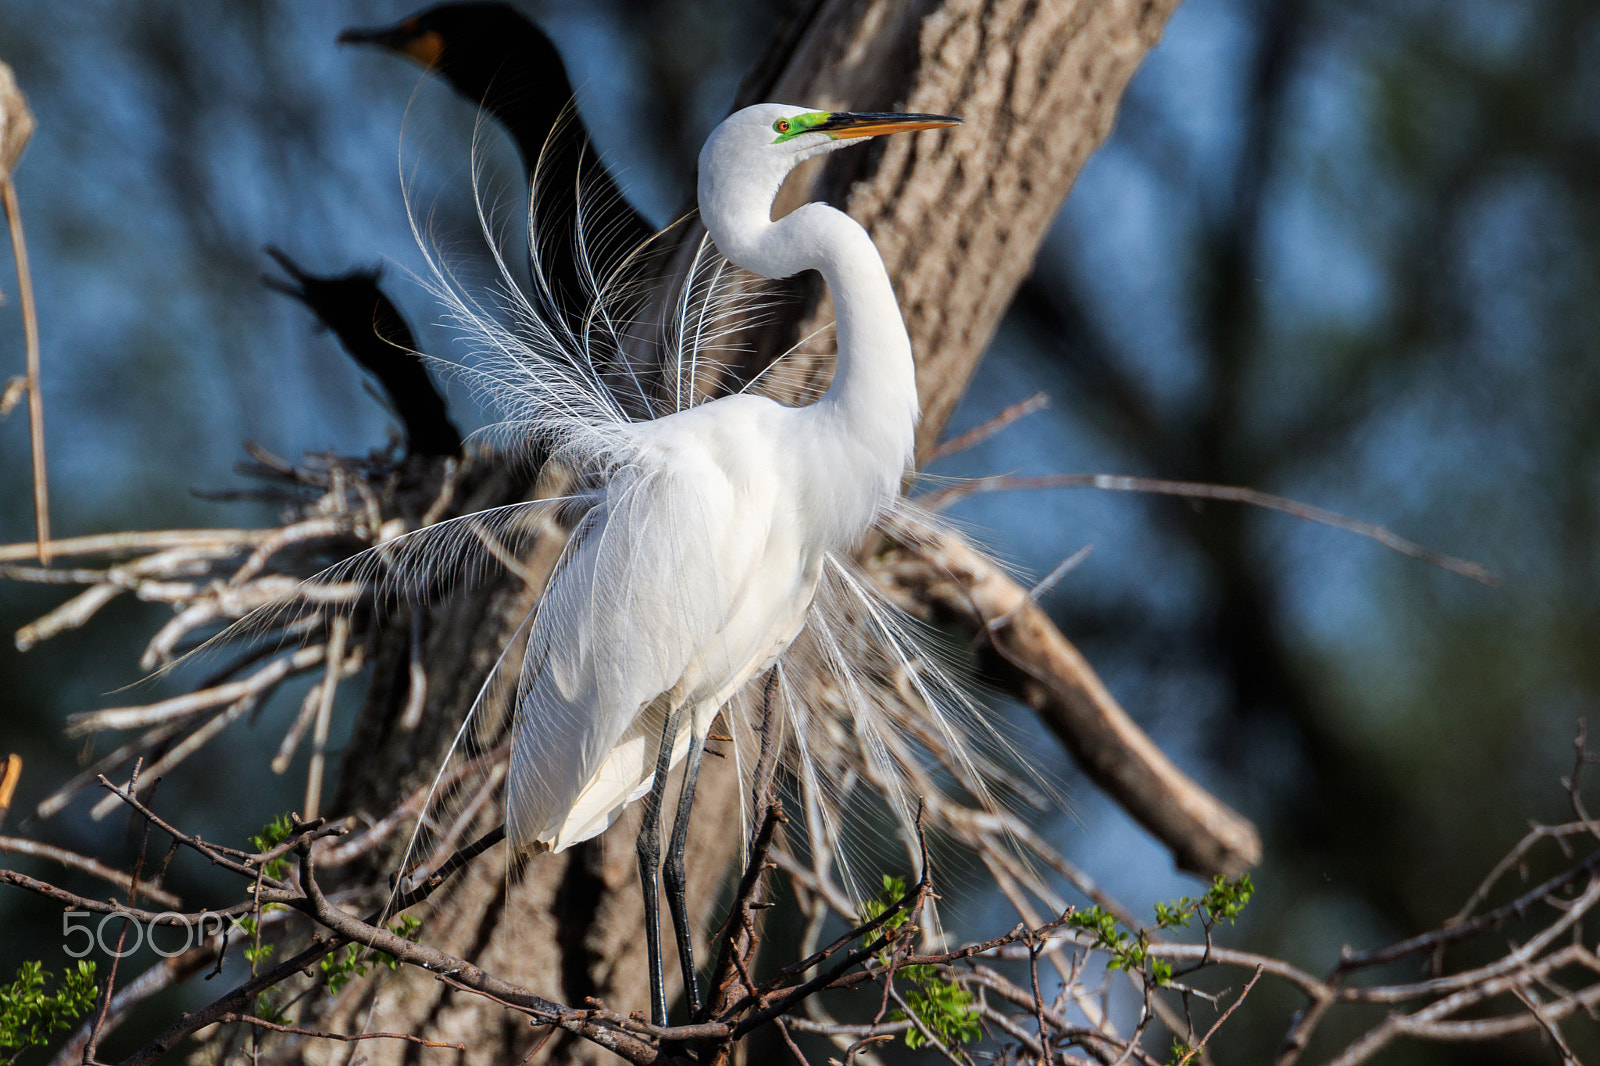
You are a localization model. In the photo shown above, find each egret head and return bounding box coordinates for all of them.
[699,104,959,259]
[701,103,959,180]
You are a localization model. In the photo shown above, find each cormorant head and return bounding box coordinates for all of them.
[338,2,567,111]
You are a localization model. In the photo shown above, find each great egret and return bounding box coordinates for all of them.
[485,103,960,1025]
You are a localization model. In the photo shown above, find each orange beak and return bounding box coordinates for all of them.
[814,111,961,140]
[338,19,446,69]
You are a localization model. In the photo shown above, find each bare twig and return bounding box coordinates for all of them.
[924,392,1049,462]
[1173,966,1263,1066]
[0,834,181,908]
[85,759,151,1063]
[67,645,329,736]
[303,614,349,819]
[705,801,787,1020]
[209,1015,466,1051]
[0,63,48,563]
[0,529,275,563]
[920,473,1495,585]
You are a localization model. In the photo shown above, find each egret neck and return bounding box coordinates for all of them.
[698,116,936,541]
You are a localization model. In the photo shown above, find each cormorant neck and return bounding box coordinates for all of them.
[438,38,571,174]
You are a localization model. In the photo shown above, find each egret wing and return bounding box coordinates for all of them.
[505,455,770,850]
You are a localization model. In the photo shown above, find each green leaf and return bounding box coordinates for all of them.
[1071,876,1258,990]
[252,990,289,1026]
[1150,957,1174,985]
[893,965,980,1049]
[319,945,372,995]
[250,813,296,881]
[380,915,425,970]
[858,874,911,932]
[1202,874,1254,925]
[0,960,98,1065]
[1154,900,1193,929]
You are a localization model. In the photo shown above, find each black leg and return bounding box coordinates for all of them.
[664,719,707,1019]
[636,699,685,1027]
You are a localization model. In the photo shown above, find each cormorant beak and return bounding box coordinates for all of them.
[337,18,446,69]
[814,112,961,140]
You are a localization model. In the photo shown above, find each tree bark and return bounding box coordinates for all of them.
[747,0,1180,456]
[240,3,1184,1063]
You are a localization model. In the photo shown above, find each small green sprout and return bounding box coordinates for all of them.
[318,945,370,995]
[319,917,425,994]
[1069,875,1255,988]
[1202,873,1254,925]
[858,874,912,932]
[382,915,424,971]
[858,875,980,1050]
[897,966,981,1050]
[252,990,288,1026]
[231,903,285,971]
[250,813,296,881]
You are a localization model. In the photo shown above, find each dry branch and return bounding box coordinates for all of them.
[4,724,1598,1065]
[0,834,182,908]
[879,508,1263,877]
[0,60,47,563]
[923,473,1495,586]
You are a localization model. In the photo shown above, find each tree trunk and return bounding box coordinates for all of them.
[246,2,1181,1063]
[749,0,1179,456]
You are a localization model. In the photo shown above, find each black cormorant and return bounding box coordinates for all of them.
[340,2,656,322]
[264,247,462,458]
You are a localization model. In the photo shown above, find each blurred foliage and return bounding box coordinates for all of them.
[0,0,1595,1062]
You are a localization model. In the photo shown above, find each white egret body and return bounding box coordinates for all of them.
[504,105,958,856]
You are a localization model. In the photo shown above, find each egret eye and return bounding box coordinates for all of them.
[772,111,832,143]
